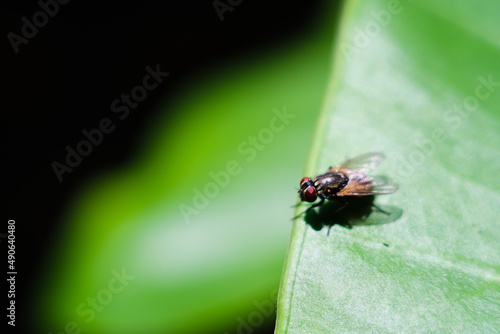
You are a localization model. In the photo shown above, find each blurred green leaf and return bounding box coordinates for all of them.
[276,0,500,333]
[34,7,338,334]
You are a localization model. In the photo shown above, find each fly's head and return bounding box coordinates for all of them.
[299,177,317,202]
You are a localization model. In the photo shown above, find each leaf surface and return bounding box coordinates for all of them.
[276,0,500,332]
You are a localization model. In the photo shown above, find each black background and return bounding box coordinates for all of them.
[2,0,326,333]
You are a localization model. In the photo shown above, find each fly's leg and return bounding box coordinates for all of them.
[334,197,349,213]
[308,197,325,211]
[293,197,325,219]
[372,203,390,215]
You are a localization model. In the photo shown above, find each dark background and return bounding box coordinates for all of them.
[2,0,324,333]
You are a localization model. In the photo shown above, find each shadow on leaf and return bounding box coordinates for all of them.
[302,196,403,234]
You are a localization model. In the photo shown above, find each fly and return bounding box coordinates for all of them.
[298,152,398,215]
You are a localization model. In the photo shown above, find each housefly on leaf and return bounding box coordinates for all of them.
[297,152,398,217]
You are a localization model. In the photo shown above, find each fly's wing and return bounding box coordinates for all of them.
[369,175,399,194]
[336,174,399,196]
[332,152,386,174]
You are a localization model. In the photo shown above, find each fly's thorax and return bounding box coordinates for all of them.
[313,171,349,198]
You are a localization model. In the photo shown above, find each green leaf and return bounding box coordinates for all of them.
[276,0,500,333]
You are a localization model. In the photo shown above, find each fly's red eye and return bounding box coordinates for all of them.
[300,177,310,186]
[304,186,317,202]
